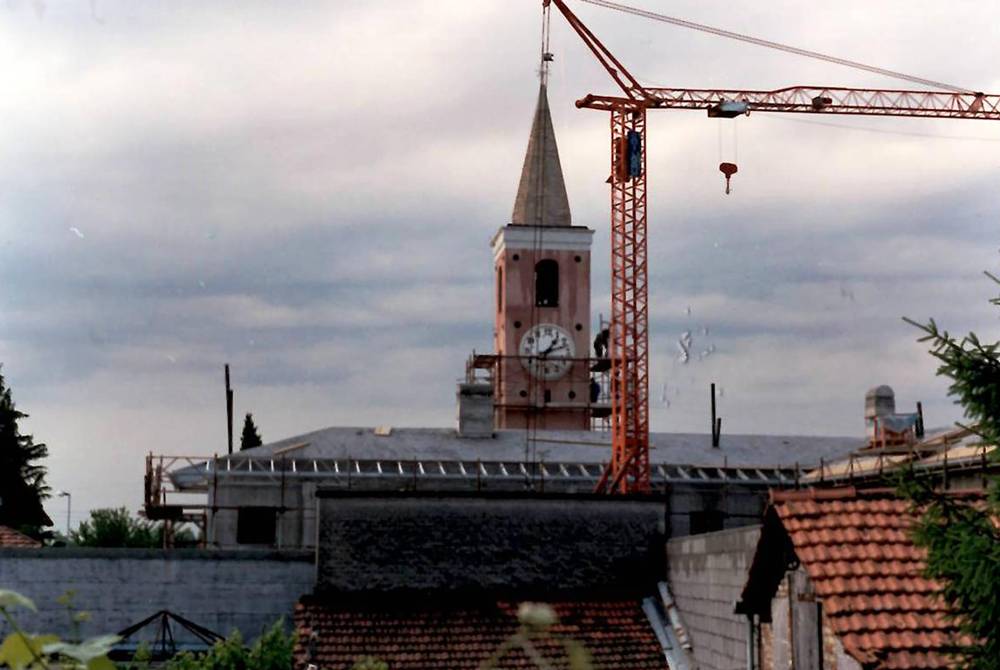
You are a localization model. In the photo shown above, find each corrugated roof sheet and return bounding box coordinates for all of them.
[293,597,667,670]
[0,525,41,548]
[770,489,965,670]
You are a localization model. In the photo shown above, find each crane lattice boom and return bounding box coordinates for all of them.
[545,0,1000,494]
[579,87,1000,119]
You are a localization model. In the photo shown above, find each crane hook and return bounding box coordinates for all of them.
[719,162,738,195]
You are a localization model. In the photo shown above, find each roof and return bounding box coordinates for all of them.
[740,488,964,670]
[803,425,996,485]
[511,84,572,227]
[0,525,41,548]
[293,596,667,670]
[314,493,665,597]
[229,426,858,468]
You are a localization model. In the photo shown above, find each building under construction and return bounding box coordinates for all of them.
[146,81,867,548]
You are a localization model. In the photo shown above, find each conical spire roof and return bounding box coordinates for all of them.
[511,84,572,227]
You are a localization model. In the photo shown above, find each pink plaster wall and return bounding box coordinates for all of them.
[494,245,592,430]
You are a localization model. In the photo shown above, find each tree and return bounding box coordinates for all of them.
[71,508,158,548]
[240,413,263,451]
[71,507,196,548]
[901,271,1000,670]
[164,622,294,670]
[0,366,51,535]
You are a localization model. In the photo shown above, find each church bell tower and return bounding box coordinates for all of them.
[491,83,594,430]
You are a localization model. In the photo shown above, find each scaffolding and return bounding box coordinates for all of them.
[466,352,613,432]
[144,450,803,533]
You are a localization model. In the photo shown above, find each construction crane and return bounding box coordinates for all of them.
[543,0,1000,494]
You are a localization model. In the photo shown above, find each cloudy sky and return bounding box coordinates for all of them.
[1,0,997,525]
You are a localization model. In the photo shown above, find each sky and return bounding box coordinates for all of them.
[0,0,998,527]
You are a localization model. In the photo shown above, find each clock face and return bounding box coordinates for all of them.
[519,323,576,380]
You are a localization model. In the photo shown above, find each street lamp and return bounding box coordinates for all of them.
[55,490,71,538]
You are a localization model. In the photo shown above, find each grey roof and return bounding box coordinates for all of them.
[233,425,860,469]
[510,84,572,227]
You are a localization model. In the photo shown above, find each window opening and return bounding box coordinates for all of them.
[535,259,559,307]
[236,507,277,545]
[688,509,724,535]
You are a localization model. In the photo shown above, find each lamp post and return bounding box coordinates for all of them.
[55,490,71,538]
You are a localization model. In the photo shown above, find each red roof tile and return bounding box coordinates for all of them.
[771,488,966,670]
[0,526,41,548]
[293,597,667,670]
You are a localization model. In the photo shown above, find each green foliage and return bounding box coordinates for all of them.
[128,641,152,670]
[0,366,51,534]
[0,590,293,670]
[0,589,117,670]
[902,271,1000,670]
[69,507,196,548]
[71,508,160,548]
[247,621,296,670]
[240,413,263,451]
[0,591,37,613]
[165,621,295,670]
[351,658,388,670]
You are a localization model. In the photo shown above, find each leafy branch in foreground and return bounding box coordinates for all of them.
[900,270,1000,670]
[0,589,117,670]
[478,603,592,670]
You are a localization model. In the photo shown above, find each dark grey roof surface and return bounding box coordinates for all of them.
[234,425,859,469]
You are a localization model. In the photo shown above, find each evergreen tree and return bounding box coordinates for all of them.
[240,412,263,451]
[0,365,51,534]
[901,271,1000,670]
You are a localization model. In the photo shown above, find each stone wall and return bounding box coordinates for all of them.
[666,525,761,670]
[0,548,314,644]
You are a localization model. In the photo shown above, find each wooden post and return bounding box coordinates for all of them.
[711,383,720,448]
[225,364,234,455]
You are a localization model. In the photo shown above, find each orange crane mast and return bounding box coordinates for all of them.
[544,0,1000,494]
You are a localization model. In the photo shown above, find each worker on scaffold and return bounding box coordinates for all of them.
[593,327,610,359]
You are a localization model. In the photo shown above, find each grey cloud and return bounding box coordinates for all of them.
[0,1,995,522]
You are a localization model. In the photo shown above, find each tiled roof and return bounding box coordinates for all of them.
[293,596,667,670]
[771,488,963,670]
[0,525,41,548]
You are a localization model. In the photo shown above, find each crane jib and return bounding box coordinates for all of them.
[547,0,1000,494]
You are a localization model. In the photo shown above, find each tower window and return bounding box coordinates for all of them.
[497,266,503,313]
[534,259,559,307]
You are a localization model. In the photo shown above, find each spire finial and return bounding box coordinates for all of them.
[539,1,554,87]
[511,1,570,227]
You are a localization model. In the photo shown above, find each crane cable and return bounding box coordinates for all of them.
[575,0,972,93]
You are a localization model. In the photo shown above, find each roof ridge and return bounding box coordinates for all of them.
[771,486,987,504]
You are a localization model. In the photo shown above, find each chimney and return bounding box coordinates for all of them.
[457,382,494,439]
[865,385,895,440]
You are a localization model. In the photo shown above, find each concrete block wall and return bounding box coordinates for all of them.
[666,525,761,670]
[208,481,309,549]
[0,548,314,644]
[666,485,766,538]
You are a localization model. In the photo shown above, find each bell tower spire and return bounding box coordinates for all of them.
[511,5,571,228]
[483,2,594,432]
